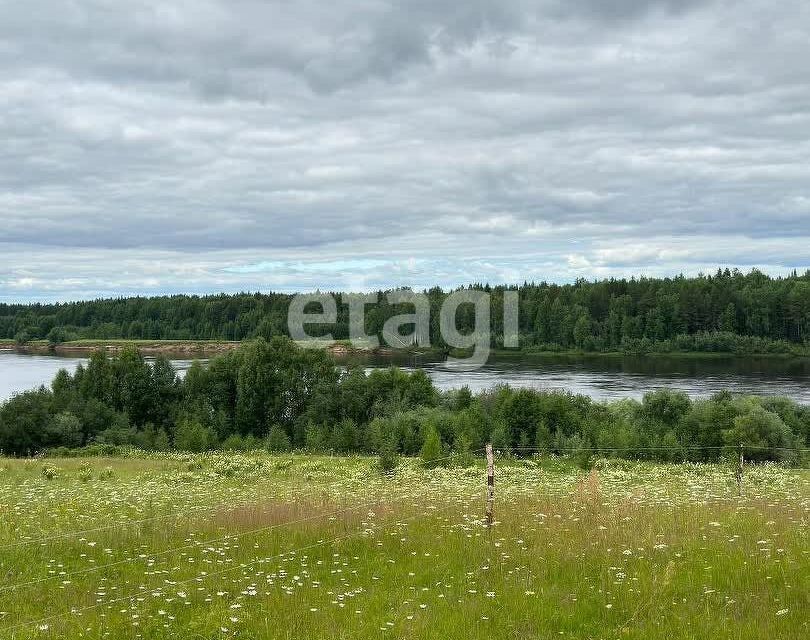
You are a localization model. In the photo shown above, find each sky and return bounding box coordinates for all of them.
[1,0,809,302]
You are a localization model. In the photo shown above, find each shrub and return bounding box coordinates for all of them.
[46,326,75,345]
[41,464,59,480]
[174,419,216,452]
[222,434,248,451]
[451,433,475,468]
[274,458,294,471]
[48,412,83,448]
[99,466,116,481]
[490,421,511,454]
[420,426,445,469]
[724,404,797,461]
[46,446,73,458]
[377,438,399,476]
[265,424,292,452]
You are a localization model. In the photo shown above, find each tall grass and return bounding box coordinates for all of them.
[0,454,806,638]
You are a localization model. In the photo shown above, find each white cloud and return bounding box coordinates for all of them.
[0,0,809,300]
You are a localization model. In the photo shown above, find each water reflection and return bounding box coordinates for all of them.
[342,352,810,402]
[1,350,808,403]
[0,351,199,402]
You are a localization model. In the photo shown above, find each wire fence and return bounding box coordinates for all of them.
[504,445,810,452]
[0,443,807,634]
[0,452,481,635]
[0,449,479,595]
[0,449,481,552]
[0,443,807,632]
[496,443,810,469]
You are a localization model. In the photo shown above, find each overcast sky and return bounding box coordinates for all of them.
[1,0,809,301]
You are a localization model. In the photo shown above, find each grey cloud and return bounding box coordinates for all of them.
[0,0,713,97]
[549,0,711,21]
[0,0,809,300]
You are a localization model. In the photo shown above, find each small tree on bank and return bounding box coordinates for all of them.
[377,437,399,476]
[174,418,215,452]
[420,425,444,469]
[265,424,292,452]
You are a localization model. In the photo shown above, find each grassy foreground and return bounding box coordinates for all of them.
[0,454,807,639]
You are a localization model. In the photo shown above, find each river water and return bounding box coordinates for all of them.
[0,351,198,403]
[1,349,809,404]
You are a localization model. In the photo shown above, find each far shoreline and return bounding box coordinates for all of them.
[2,339,809,362]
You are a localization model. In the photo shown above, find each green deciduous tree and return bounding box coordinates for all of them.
[420,425,444,468]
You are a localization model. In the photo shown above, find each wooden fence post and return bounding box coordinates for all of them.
[485,443,495,528]
[736,444,744,495]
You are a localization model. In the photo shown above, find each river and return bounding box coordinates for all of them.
[2,349,809,404]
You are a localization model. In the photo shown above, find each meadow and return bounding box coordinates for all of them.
[0,453,807,639]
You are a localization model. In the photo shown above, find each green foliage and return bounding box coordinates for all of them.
[265,424,292,452]
[332,418,360,453]
[489,421,511,453]
[377,437,399,475]
[98,466,116,480]
[642,389,692,427]
[46,326,75,345]
[304,422,330,451]
[0,336,808,464]
[221,434,260,451]
[0,454,806,639]
[78,463,93,482]
[534,418,552,452]
[568,433,594,470]
[40,464,58,480]
[0,388,55,455]
[677,398,734,459]
[48,412,82,448]
[724,403,797,461]
[451,432,475,468]
[174,418,215,452]
[452,385,473,411]
[235,338,337,438]
[420,425,445,469]
[3,269,810,354]
[148,425,170,451]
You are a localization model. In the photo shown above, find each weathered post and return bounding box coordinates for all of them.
[736,444,744,495]
[485,443,495,528]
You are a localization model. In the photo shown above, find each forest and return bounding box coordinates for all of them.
[0,337,807,463]
[3,269,810,355]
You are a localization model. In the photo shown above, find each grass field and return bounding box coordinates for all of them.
[0,453,807,639]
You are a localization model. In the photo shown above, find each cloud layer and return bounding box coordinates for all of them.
[1,0,809,300]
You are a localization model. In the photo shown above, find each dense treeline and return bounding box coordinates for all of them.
[3,269,810,354]
[0,338,807,463]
